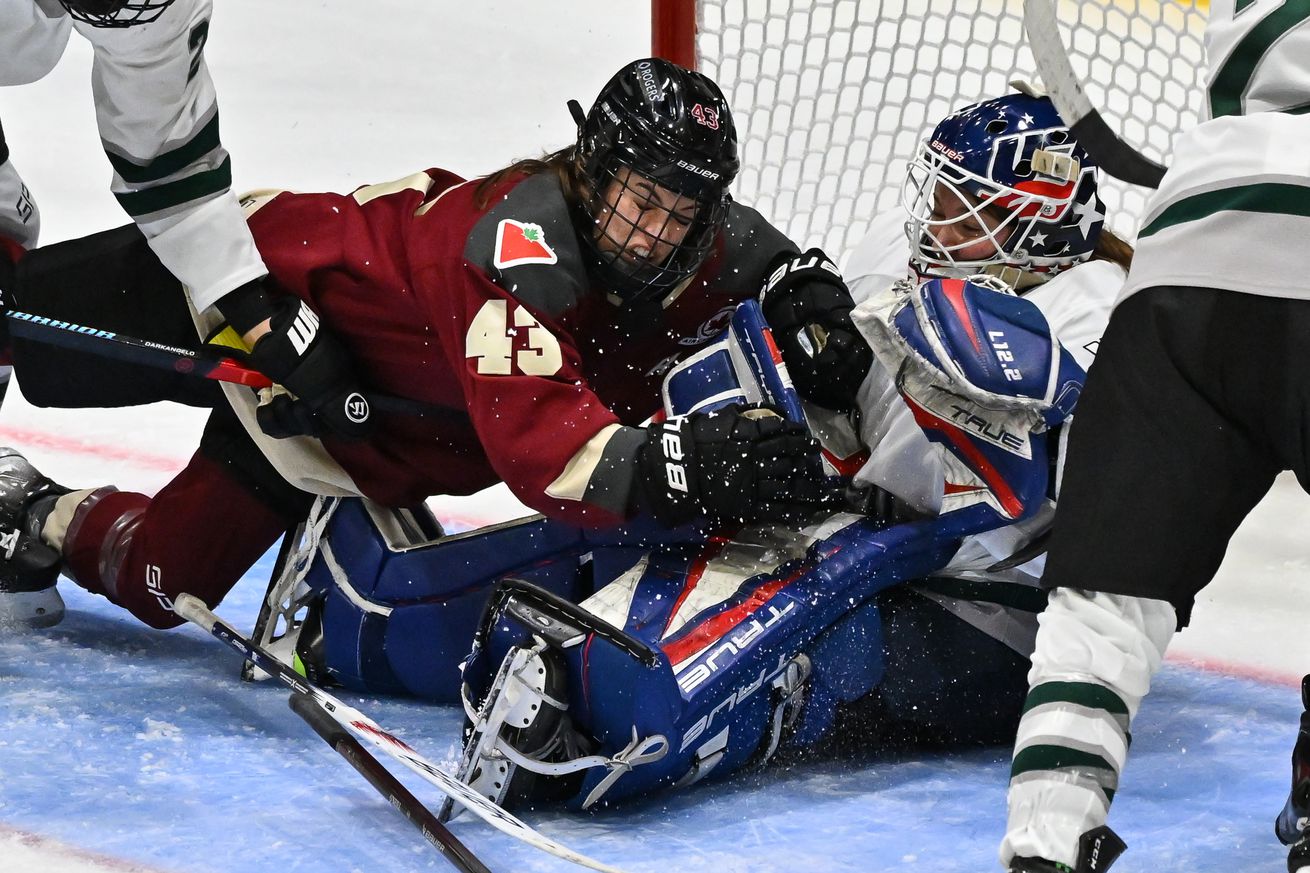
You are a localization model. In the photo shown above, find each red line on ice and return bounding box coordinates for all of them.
[1166,652,1302,688]
[0,822,182,873]
[0,424,186,474]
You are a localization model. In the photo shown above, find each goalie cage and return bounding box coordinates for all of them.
[652,0,1207,253]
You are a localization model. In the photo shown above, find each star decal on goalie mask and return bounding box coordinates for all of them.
[1073,198,1104,239]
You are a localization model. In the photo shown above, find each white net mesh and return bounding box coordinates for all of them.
[693,0,1208,256]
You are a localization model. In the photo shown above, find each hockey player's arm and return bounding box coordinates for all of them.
[759,247,874,412]
[215,279,374,441]
[85,0,267,312]
[457,283,829,529]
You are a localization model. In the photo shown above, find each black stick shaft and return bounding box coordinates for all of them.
[289,692,493,873]
[7,308,269,386]
[4,309,452,418]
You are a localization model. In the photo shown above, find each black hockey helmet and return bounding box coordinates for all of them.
[59,0,176,27]
[569,58,740,308]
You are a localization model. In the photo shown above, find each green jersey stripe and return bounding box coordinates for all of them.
[107,114,222,185]
[1140,182,1310,239]
[1022,681,1130,717]
[1010,744,1118,797]
[115,157,232,217]
[1210,1,1310,118]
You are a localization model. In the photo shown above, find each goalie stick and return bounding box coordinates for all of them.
[4,309,453,419]
[173,593,632,873]
[288,691,493,873]
[1023,0,1168,189]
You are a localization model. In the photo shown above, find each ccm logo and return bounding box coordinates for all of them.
[661,426,689,493]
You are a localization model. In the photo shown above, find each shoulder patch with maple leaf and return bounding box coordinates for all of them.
[493,219,559,269]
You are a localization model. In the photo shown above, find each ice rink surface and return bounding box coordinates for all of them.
[2,1,1309,871]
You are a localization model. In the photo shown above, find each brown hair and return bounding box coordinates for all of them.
[1089,226,1134,273]
[978,200,1135,275]
[472,146,589,211]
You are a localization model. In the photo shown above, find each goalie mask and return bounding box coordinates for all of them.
[570,58,740,309]
[903,92,1106,284]
[59,0,176,26]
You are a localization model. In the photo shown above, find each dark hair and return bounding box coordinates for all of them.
[472,146,588,212]
[978,200,1135,276]
[1090,226,1134,273]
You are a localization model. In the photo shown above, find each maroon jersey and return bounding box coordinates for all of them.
[245,169,794,526]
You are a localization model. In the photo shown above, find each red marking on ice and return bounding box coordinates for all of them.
[0,821,181,872]
[1166,652,1302,688]
[0,424,187,474]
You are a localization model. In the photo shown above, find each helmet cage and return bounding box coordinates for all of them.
[571,59,738,308]
[59,0,176,27]
[577,153,728,308]
[902,102,1105,283]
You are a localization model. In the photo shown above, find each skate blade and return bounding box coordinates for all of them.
[0,587,65,629]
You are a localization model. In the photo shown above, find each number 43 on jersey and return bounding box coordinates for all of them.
[465,300,564,376]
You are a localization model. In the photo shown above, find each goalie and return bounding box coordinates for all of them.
[243,90,1130,812]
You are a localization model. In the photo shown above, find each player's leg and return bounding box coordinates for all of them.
[0,116,41,408]
[0,403,311,630]
[1004,285,1282,871]
[1260,296,1310,873]
[9,222,223,409]
[808,585,1033,758]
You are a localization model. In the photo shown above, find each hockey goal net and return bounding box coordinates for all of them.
[653,0,1207,258]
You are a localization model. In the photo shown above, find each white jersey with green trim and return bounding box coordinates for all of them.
[0,0,265,310]
[1121,0,1310,303]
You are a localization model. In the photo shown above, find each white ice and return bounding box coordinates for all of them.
[1,2,1308,871]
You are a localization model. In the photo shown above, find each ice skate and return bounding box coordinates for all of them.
[0,447,69,629]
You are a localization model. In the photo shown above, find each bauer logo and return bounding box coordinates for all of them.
[493,219,558,269]
[675,159,720,180]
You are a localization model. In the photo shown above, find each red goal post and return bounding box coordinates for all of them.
[651,0,1207,259]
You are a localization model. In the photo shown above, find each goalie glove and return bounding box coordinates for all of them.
[759,247,873,412]
[637,404,836,527]
[217,278,373,441]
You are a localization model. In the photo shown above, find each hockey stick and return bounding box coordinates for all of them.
[1023,0,1168,189]
[288,691,494,873]
[4,309,453,419]
[173,593,632,873]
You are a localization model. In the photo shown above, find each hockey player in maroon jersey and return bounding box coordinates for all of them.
[0,58,861,630]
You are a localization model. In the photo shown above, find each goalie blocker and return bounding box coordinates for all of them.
[270,282,1084,809]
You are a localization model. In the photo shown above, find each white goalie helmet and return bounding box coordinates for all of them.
[902,89,1106,285]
